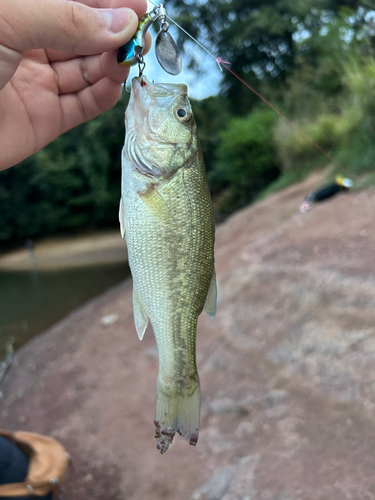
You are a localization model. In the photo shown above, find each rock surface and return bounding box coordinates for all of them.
[2,172,375,499]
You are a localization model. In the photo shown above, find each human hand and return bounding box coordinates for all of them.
[0,0,150,171]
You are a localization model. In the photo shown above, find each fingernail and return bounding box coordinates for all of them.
[102,8,134,33]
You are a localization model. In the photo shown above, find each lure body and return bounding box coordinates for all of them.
[119,77,216,453]
[117,13,153,66]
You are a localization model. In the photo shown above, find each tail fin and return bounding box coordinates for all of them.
[154,374,200,454]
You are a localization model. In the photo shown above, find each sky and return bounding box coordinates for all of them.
[125,2,222,100]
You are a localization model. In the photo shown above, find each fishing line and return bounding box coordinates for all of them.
[216,58,356,179]
[146,2,355,180]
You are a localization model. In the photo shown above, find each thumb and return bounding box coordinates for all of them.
[0,0,139,55]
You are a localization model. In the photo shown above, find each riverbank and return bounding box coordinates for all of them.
[0,230,127,271]
[2,172,375,499]
[0,230,129,349]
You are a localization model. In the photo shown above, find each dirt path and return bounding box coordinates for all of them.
[1,172,375,499]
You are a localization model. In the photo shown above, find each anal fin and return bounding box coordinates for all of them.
[133,287,149,340]
[203,268,217,318]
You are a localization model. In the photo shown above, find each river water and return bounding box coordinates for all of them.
[0,263,130,351]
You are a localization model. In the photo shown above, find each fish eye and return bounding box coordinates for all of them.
[175,107,191,123]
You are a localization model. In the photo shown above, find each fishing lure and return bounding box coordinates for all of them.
[117,4,182,76]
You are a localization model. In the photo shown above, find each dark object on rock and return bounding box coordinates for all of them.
[300,175,353,212]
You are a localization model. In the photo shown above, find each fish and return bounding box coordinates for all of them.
[119,76,216,454]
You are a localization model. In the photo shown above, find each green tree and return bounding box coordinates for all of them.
[168,0,369,113]
[211,109,280,217]
[0,94,129,244]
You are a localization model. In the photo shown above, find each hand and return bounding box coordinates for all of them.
[0,0,150,171]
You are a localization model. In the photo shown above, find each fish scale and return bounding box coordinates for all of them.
[120,76,216,454]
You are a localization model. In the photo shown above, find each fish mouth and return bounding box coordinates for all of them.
[131,76,188,100]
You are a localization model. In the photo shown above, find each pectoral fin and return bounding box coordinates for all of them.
[119,197,126,238]
[139,186,171,225]
[133,287,149,340]
[203,269,217,318]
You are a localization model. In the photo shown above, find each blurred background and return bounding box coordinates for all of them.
[1,1,375,498]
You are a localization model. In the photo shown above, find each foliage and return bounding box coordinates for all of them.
[168,0,368,113]
[210,109,281,217]
[255,6,375,198]
[191,96,231,176]
[271,44,375,193]
[0,95,128,243]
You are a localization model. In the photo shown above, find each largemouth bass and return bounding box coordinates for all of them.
[119,76,216,454]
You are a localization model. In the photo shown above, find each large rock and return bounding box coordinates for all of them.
[2,173,375,499]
